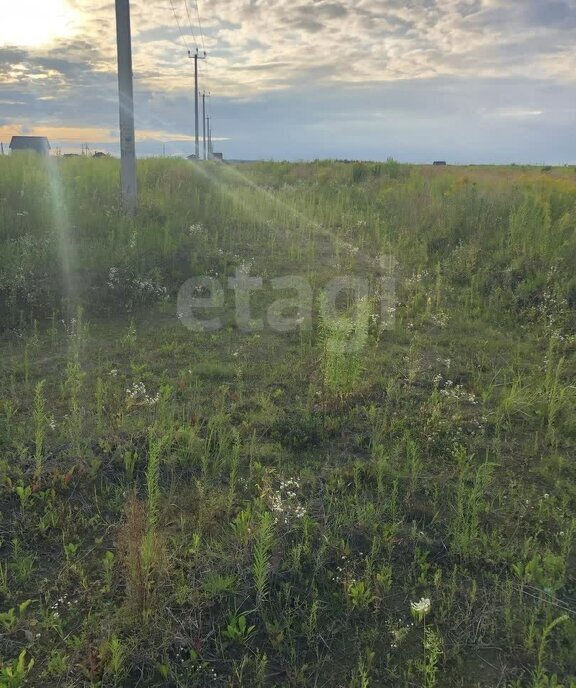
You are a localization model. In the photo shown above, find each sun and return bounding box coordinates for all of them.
[0,0,80,48]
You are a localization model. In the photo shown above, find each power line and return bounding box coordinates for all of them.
[194,0,211,117]
[200,0,218,87]
[182,0,200,51]
[169,0,192,52]
[193,0,206,53]
[165,0,218,160]
[187,0,209,159]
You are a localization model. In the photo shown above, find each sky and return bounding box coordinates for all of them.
[0,0,575,163]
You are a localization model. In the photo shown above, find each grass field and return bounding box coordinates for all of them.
[0,153,575,687]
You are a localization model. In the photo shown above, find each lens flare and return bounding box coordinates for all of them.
[0,0,79,48]
[42,156,78,307]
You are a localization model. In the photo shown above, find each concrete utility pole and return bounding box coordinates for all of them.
[206,116,211,159]
[202,91,210,161]
[115,0,138,213]
[188,49,206,160]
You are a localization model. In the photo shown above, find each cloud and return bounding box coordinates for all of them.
[524,0,576,27]
[0,0,575,161]
[4,1,576,96]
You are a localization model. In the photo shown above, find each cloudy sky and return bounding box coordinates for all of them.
[0,0,575,162]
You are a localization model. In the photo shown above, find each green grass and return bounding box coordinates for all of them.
[0,155,575,686]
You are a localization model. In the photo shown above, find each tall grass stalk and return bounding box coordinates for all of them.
[451,446,496,556]
[532,614,568,687]
[146,428,169,532]
[543,339,568,445]
[64,350,84,455]
[227,431,240,513]
[318,294,371,396]
[95,376,105,436]
[33,379,46,480]
[253,510,275,608]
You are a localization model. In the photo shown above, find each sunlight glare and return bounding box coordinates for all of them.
[0,0,79,47]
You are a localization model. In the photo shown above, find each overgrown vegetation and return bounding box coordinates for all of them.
[0,154,575,686]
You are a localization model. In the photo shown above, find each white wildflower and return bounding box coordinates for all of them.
[126,382,160,407]
[410,597,431,620]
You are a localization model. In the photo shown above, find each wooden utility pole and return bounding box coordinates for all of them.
[115,0,138,213]
[188,49,206,159]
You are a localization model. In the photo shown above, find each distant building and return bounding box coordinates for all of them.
[9,136,51,156]
[433,160,447,166]
[93,151,109,158]
[211,152,223,161]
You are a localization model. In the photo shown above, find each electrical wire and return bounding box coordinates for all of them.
[182,0,200,52]
[169,0,193,52]
[196,0,211,122]
[190,0,211,138]
[193,0,207,53]
[166,0,215,152]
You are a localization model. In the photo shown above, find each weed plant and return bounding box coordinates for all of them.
[0,157,575,685]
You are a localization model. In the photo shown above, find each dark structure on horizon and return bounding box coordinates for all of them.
[9,136,51,156]
[433,160,447,166]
